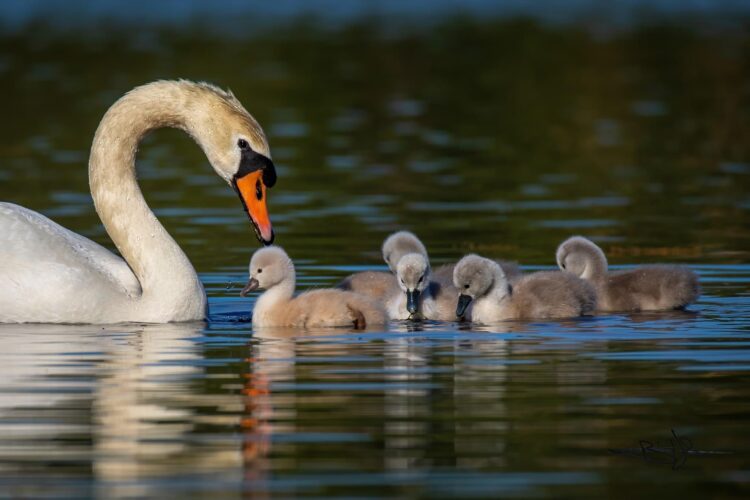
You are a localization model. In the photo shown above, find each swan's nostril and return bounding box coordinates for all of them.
[255,179,263,201]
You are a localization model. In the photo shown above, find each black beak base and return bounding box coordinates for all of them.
[456,294,473,318]
[406,289,420,315]
[240,278,260,297]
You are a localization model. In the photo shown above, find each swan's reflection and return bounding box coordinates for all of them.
[0,322,242,498]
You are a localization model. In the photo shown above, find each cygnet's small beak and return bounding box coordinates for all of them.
[456,294,473,318]
[240,278,260,297]
[406,289,420,315]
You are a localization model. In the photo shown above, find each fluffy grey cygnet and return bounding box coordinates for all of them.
[387,253,459,321]
[453,254,596,324]
[338,230,427,302]
[555,236,700,312]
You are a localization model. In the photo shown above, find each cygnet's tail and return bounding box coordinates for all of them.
[346,304,367,330]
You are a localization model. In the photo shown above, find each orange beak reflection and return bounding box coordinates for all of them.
[234,170,273,245]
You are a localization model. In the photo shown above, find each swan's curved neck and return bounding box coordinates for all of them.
[88,83,205,316]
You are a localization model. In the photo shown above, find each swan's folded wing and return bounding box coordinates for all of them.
[0,202,142,299]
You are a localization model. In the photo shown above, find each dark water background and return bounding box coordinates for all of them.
[0,1,749,498]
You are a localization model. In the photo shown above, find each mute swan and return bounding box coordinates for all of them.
[0,80,276,324]
[241,246,387,328]
[555,236,700,312]
[453,254,596,323]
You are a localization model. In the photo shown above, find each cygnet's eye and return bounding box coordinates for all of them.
[464,284,470,289]
[257,268,263,274]
[418,276,423,283]
[561,263,566,269]
[238,138,250,150]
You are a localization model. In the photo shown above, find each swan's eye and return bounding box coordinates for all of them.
[257,268,262,273]
[238,138,250,150]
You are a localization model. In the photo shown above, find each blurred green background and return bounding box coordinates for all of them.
[1,0,748,275]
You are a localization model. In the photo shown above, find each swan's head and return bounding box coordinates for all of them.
[453,254,508,317]
[241,246,294,295]
[382,231,428,273]
[555,236,607,279]
[395,253,431,315]
[185,82,276,245]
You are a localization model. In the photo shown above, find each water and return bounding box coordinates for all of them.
[1,3,750,498]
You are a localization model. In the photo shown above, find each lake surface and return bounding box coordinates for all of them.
[1,4,750,498]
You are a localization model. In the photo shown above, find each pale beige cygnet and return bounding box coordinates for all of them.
[555,236,700,312]
[338,230,427,301]
[387,253,459,321]
[243,246,387,329]
[453,254,596,324]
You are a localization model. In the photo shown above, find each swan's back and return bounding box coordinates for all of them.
[0,203,141,323]
[512,271,596,319]
[603,265,700,312]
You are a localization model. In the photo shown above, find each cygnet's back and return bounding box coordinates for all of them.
[244,246,387,329]
[556,236,700,312]
[510,271,596,319]
[283,288,387,328]
[338,271,398,302]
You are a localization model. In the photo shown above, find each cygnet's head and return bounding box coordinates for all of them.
[396,253,431,315]
[555,236,608,279]
[240,246,295,296]
[382,231,428,273]
[452,254,508,318]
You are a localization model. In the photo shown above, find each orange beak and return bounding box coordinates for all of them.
[234,170,274,245]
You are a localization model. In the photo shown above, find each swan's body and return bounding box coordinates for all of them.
[243,247,387,328]
[0,80,276,324]
[453,254,596,324]
[555,236,700,312]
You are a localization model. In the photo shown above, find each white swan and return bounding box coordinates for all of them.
[0,80,276,324]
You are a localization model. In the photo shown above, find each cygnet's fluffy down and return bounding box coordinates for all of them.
[556,236,700,312]
[453,254,596,324]
[242,246,387,328]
